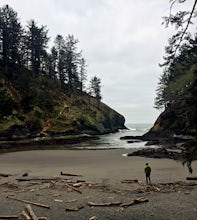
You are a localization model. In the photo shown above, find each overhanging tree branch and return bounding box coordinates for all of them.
[172,0,197,56]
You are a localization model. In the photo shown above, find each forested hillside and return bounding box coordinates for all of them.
[144,0,197,138]
[150,34,197,136]
[0,5,126,139]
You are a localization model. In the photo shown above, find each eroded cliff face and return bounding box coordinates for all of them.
[144,106,197,139]
[0,80,126,139]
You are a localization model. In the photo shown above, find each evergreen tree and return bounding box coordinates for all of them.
[79,57,87,92]
[89,76,102,100]
[155,34,197,110]
[161,0,197,64]
[64,34,81,91]
[0,5,23,77]
[25,20,49,77]
[44,47,57,79]
[54,34,66,89]
[156,0,197,109]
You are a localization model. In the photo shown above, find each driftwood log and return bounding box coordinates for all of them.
[186,177,197,181]
[121,197,149,207]
[25,204,39,220]
[0,173,12,177]
[7,196,50,209]
[87,201,122,207]
[87,197,149,208]
[121,179,138,184]
[65,183,82,194]
[65,206,84,211]
[60,171,82,177]
[0,216,19,219]
[21,211,31,220]
[16,178,68,182]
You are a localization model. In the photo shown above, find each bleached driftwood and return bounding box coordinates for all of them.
[121,197,149,207]
[25,204,38,220]
[16,177,67,182]
[21,210,31,220]
[7,196,50,209]
[65,183,82,194]
[65,206,84,211]
[88,197,149,208]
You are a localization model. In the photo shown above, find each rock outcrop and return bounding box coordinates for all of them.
[0,80,126,140]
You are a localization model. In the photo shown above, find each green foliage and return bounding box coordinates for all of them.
[180,139,197,173]
[164,68,195,104]
[0,4,101,95]
[0,4,23,77]
[155,34,197,110]
[89,76,102,100]
[0,85,18,118]
[0,4,124,138]
[161,0,197,60]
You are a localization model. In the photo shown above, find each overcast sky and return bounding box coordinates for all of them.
[1,0,194,124]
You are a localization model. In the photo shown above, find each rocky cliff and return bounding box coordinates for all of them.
[143,104,196,140]
[0,78,126,140]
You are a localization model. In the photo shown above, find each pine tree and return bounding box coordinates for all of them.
[79,57,87,92]
[54,34,66,89]
[25,20,49,77]
[89,76,102,100]
[0,5,23,77]
[64,34,81,91]
[44,47,57,79]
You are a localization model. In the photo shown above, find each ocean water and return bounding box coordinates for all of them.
[0,124,155,154]
[75,123,154,150]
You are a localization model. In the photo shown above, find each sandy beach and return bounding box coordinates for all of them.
[0,148,197,219]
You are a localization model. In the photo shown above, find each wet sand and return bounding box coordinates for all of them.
[0,148,196,187]
[0,148,197,220]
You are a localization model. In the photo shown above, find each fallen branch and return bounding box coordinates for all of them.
[16,178,67,182]
[25,204,39,220]
[54,199,63,203]
[60,171,82,177]
[121,179,138,184]
[21,211,31,220]
[88,197,149,208]
[121,197,149,207]
[7,196,50,209]
[159,181,197,186]
[65,199,77,203]
[87,201,122,207]
[65,206,84,211]
[0,216,19,219]
[65,183,82,194]
[186,177,197,181]
[25,205,48,220]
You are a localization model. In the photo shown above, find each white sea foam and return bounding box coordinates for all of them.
[75,123,155,150]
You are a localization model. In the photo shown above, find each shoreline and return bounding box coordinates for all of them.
[1,148,197,219]
[1,148,196,185]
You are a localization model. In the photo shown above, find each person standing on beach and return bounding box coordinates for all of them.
[144,163,151,184]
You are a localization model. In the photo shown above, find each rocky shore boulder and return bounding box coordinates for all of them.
[128,147,180,160]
